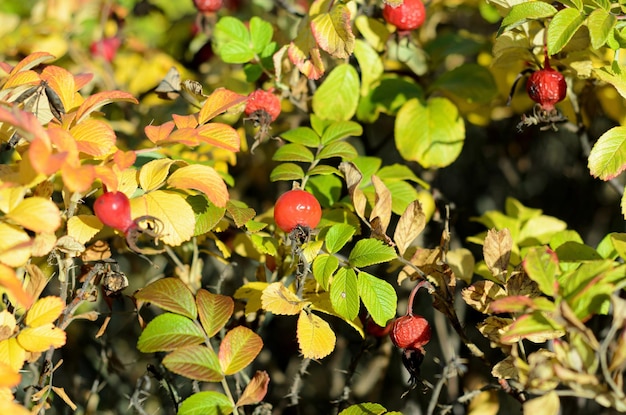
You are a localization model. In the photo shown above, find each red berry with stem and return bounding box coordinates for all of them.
[383,0,426,32]
[193,0,223,13]
[94,191,135,233]
[245,89,281,123]
[526,59,566,112]
[90,37,121,62]
[390,314,431,350]
[273,189,322,233]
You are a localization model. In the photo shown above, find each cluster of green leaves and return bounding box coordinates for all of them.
[136,278,268,415]
[463,198,626,412]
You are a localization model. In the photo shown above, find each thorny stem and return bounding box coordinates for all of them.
[289,358,312,407]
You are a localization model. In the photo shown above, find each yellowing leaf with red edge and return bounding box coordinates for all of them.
[261,282,309,315]
[198,88,247,124]
[197,123,240,152]
[70,119,116,156]
[288,31,325,80]
[234,282,268,315]
[297,310,336,359]
[162,344,224,382]
[145,121,175,144]
[0,362,20,388]
[236,370,270,407]
[6,197,61,233]
[134,277,198,320]
[67,215,103,245]
[196,289,234,337]
[139,158,177,192]
[2,70,40,89]
[218,326,263,375]
[41,65,76,111]
[0,338,26,372]
[167,164,229,208]
[61,163,95,193]
[25,296,65,327]
[9,51,55,75]
[74,91,138,124]
[130,190,195,246]
[311,3,355,59]
[17,324,66,352]
[113,150,136,170]
[173,113,199,129]
[0,224,32,268]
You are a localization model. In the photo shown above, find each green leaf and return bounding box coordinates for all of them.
[547,8,586,55]
[500,2,557,33]
[310,2,355,59]
[249,16,273,54]
[226,200,256,228]
[137,313,205,353]
[395,97,465,168]
[273,143,315,162]
[325,223,356,253]
[505,197,542,222]
[523,247,559,297]
[518,215,567,246]
[377,163,428,185]
[588,9,616,49]
[348,238,397,268]
[134,278,197,320]
[330,268,359,321]
[307,174,343,207]
[270,163,305,181]
[501,312,564,344]
[313,64,360,121]
[178,391,234,415]
[162,345,223,382]
[588,126,626,180]
[317,141,358,161]
[357,272,397,326]
[610,233,626,259]
[313,254,339,290]
[188,195,226,236]
[320,121,363,144]
[430,64,498,104]
[369,77,424,115]
[280,127,321,147]
[339,402,388,415]
[353,39,384,95]
[213,16,255,64]
[352,156,381,185]
[218,326,263,375]
[196,289,234,337]
[308,165,340,176]
[384,180,421,216]
[595,63,626,100]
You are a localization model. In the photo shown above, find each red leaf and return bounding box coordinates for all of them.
[236,371,270,407]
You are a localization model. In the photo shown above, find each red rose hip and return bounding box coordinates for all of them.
[390,314,431,351]
[526,66,566,112]
[94,191,135,233]
[193,0,223,13]
[274,189,322,233]
[245,89,281,122]
[383,0,426,32]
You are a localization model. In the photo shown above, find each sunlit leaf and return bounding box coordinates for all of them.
[547,7,585,55]
[135,278,197,319]
[163,344,223,382]
[0,362,21,388]
[70,119,116,157]
[394,200,425,256]
[178,391,234,415]
[167,164,229,208]
[280,127,320,147]
[138,158,176,192]
[588,126,626,180]
[197,289,234,337]
[0,338,26,372]
[67,215,103,245]
[17,324,66,352]
[6,197,61,234]
[198,88,247,124]
[483,228,512,283]
[312,64,359,121]
[197,123,241,152]
[348,238,397,268]
[74,90,138,124]
[226,200,256,228]
[234,282,268,315]
[25,296,64,327]
[523,247,559,297]
[0,264,32,308]
[357,272,397,327]
[311,3,355,59]
[312,254,339,290]
[236,370,270,407]
[339,402,388,415]
[588,9,616,50]
[330,268,359,321]
[288,22,325,80]
[499,2,557,33]
[461,281,507,314]
[219,326,263,375]
[0,224,32,268]
[213,16,255,64]
[501,312,564,344]
[145,121,175,144]
[261,282,308,315]
[523,391,560,415]
[272,143,315,163]
[137,313,205,353]
[297,310,336,359]
[270,163,305,182]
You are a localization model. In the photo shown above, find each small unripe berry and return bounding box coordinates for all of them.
[390,314,431,351]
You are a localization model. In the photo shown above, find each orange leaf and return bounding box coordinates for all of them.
[236,370,270,407]
[173,114,199,129]
[0,224,32,268]
[198,88,247,124]
[0,362,21,387]
[0,338,26,372]
[196,289,234,337]
[25,296,65,327]
[197,123,240,152]
[167,164,229,207]
[61,163,95,193]
[9,52,55,75]
[6,197,61,234]
[17,324,66,352]
[0,263,32,308]
[28,137,65,176]
[70,119,116,156]
[93,165,118,192]
[145,121,175,144]
[74,73,94,90]
[48,127,79,158]
[113,150,136,170]
[297,310,336,359]
[41,66,76,112]
[74,91,138,124]
[166,127,201,146]
[2,70,40,89]
[218,326,263,375]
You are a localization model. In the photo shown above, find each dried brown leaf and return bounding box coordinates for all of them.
[369,175,392,234]
[483,228,512,283]
[462,280,506,314]
[394,200,425,257]
[339,162,367,223]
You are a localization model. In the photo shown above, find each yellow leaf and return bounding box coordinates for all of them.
[167,164,229,208]
[0,310,16,337]
[0,338,26,372]
[0,390,29,415]
[116,167,139,196]
[0,263,32,307]
[0,187,26,214]
[67,215,103,245]
[17,324,66,352]
[234,282,269,315]
[197,123,241,152]
[197,88,247,124]
[0,362,20,388]
[130,190,195,246]
[297,310,335,359]
[6,197,61,234]
[51,387,77,411]
[261,282,308,316]
[138,158,177,192]
[70,119,116,157]
[31,232,56,257]
[311,3,355,59]
[25,296,65,327]
[523,391,560,415]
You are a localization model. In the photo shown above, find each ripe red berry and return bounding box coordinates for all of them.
[390,314,431,351]
[366,318,393,338]
[273,189,322,233]
[94,191,134,233]
[193,0,223,13]
[526,66,566,112]
[90,37,121,62]
[383,0,426,32]
[245,89,281,122]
